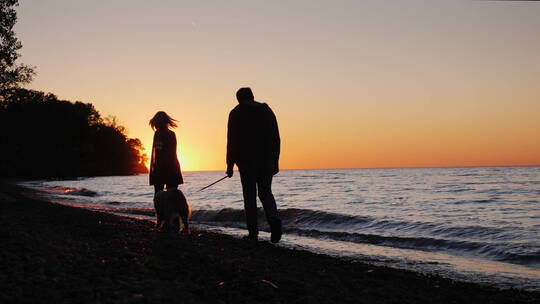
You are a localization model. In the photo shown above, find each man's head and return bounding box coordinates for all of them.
[236,87,254,104]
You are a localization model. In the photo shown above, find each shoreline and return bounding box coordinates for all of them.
[1,180,538,303]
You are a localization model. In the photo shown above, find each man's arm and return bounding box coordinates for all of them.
[267,105,280,174]
[226,110,237,177]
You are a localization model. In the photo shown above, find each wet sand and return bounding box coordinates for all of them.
[0,180,538,303]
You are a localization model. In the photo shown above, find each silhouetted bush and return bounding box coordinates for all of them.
[0,88,148,178]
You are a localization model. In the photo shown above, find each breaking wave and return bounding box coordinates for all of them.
[187,207,540,267]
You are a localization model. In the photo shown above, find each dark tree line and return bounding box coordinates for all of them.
[0,88,148,178]
[0,1,148,178]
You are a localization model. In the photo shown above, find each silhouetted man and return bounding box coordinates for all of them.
[226,87,282,243]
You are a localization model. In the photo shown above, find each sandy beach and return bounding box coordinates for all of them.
[0,180,538,304]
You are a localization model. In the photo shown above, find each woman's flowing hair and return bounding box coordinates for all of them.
[149,111,178,131]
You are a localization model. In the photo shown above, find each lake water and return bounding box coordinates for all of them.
[21,167,540,291]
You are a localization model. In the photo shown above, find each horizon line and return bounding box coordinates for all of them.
[180,164,540,173]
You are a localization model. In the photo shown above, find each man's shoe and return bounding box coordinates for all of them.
[270,219,282,243]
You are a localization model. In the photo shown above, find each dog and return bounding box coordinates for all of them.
[153,189,191,233]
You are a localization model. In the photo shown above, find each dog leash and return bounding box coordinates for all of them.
[196,176,228,192]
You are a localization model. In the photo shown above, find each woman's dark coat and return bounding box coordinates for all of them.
[149,129,183,185]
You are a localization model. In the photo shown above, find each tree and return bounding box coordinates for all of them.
[0,88,149,177]
[0,0,35,91]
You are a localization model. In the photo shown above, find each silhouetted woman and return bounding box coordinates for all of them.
[149,111,183,194]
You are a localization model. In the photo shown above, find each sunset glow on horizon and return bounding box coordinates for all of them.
[16,1,540,171]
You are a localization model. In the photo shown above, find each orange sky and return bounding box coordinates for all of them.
[16,1,540,171]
